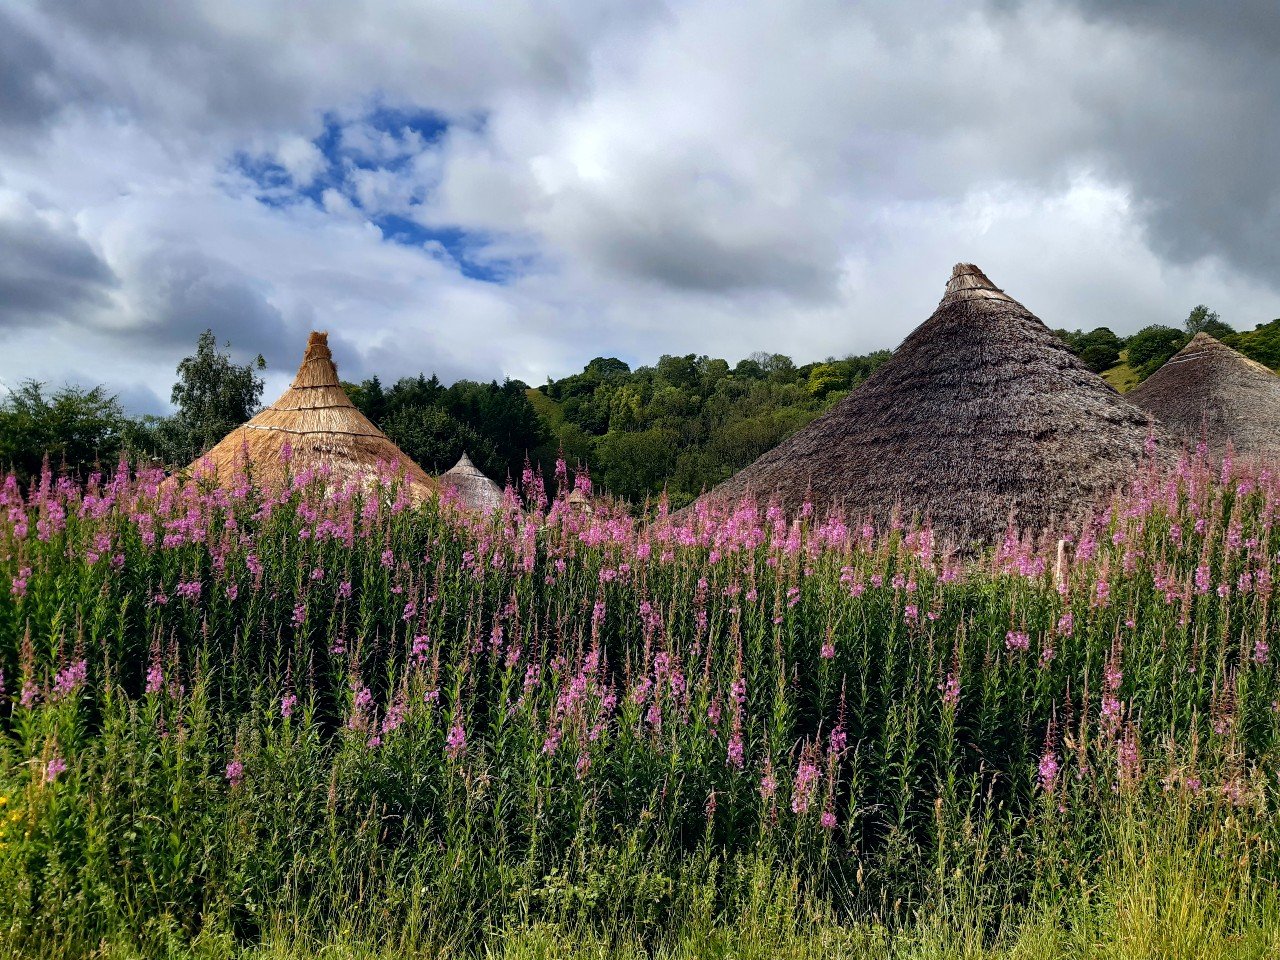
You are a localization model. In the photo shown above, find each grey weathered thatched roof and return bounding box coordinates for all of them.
[440,452,505,512]
[694,263,1164,542]
[1128,333,1280,461]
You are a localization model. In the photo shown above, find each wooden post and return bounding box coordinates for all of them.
[1055,538,1069,591]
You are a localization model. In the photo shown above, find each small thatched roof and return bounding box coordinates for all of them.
[188,332,436,498]
[1128,333,1280,461]
[566,488,593,514]
[440,452,504,512]
[693,263,1163,542]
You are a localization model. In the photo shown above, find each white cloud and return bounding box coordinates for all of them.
[274,135,326,187]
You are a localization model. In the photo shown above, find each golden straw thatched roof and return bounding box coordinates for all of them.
[692,263,1165,543]
[1128,333,1280,462]
[440,452,505,512]
[187,331,436,498]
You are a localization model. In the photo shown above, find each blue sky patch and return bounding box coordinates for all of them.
[231,106,516,283]
[372,214,514,282]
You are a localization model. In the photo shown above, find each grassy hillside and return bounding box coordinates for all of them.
[1101,350,1141,393]
[524,385,563,426]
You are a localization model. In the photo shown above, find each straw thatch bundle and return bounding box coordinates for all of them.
[440,452,505,512]
[693,264,1163,543]
[187,332,436,498]
[1128,333,1280,461]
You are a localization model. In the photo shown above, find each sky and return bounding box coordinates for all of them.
[0,0,1276,414]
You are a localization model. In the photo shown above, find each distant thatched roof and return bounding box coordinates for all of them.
[1128,333,1280,461]
[440,452,504,512]
[188,332,436,498]
[693,263,1163,542]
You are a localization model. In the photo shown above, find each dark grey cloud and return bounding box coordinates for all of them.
[105,380,168,417]
[594,224,833,296]
[562,174,840,297]
[30,0,643,141]
[0,197,118,327]
[128,248,293,366]
[36,1,321,136]
[1005,0,1280,278]
[1066,0,1280,53]
[0,10,65,131]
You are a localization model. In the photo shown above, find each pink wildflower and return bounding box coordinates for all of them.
[727,733,745,769]
[1037,732,1060,794]
[445,723,467,760]
[829,724,847,755]
[51,659,87,700]
[175,580,202,601]
[760,769,777,801]
[1117,724,1141,788]
[1005,630,1030,653]
[939,670,960,709]
[791,759,820,815]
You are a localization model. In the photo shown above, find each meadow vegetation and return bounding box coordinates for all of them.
[2,448,1278,957]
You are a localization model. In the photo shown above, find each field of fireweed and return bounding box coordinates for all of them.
[1,453,1280,958]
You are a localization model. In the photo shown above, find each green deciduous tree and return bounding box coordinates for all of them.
[1184,305,1234,340]
[595,427,681,503]
[1223,319,1280,371]
[807,363,846,398]
[382,405,500,477]
[1053,327,1124,373]
[137,330,267,464]
[0,380,127,481]
[346,374,545,483]
[1126,325,1187,380]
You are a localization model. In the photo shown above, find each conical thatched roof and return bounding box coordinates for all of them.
[1128,333,1280,461]
[188,332,436,498]
[440,452,504,512]
[694,264,1162,542]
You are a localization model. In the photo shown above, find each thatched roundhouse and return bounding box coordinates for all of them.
[1128,333,1280,462]
[187,332,436,499]
[440,452,505,512]
[693,264,1163,542]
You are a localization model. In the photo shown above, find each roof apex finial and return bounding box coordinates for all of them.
[946,263,997,293]
[292,330,338,387]
[941,263,1018,306]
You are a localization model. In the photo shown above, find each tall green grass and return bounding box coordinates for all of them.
[0,453,1277,957]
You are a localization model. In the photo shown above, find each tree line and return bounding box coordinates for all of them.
[4,307,1278,503]
[1053,305,1279,380]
